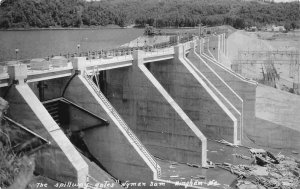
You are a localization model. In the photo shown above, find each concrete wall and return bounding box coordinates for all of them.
[254,84,300,150]
[256,84,300,129]
[4,84,88,184]
[64,103,107,132]
[27,77,69,101]
[207,35,219,61]
[148,50,235,143]
[26,77,107,132]
[187,44,243,142]
[105,62,205,165]
[63,75,155,183]
[254,118,300,151]
[208,34,226,61]
[197,52,257,145]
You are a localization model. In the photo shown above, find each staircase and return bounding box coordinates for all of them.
[83,73,161,178]
[43,100,61,126]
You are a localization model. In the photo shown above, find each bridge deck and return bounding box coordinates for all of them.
[0,46,182,87]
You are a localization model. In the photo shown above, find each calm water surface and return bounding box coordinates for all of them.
[0,28,144,62]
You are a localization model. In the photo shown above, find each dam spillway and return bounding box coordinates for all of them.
[1,34,299,188]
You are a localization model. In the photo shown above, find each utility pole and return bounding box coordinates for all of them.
[77,44,80,57]
[15,48,19,60]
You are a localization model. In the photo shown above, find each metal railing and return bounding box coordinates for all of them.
[0,33,196,63]
[83,73,161,178]
[179,34,194,43]
[0,34,196,77]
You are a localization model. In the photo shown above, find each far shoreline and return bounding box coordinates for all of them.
[0,25,202,32]
[0,27,130,31]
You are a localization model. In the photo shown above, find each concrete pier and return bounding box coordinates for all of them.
[5,78,88,184]
[198,38,257,144]
[104,51,207,166]
[147,44,238,144]
[186,42,242,143]
[62,74,156,183]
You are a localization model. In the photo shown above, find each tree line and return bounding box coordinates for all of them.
[0,0,299,29]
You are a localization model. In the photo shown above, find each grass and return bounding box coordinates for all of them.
[0,143,23,188]
[0,127,22,188]
[0,123,35,189]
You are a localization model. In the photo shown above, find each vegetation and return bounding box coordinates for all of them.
[0,0,299,29]
[0,124,35,189]
[1,98,35,189]
[144,25,159,36]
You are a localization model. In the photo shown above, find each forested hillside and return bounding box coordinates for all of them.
[0,0,299,29]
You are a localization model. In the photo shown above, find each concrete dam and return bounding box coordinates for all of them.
[1,34,298,188]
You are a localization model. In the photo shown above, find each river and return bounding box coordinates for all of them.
[0,28,144,62]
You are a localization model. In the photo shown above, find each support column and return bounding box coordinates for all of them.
[223,33,226,54]
[293,71,300,95]
[72,57,87,74]
[63,74,155,183]
[111,48,208,166]
[220,34,224,55]
[218,35,221,62]
[206,38,210,53]
[6,83,89,184]
[133,49,145,65]
[197,39,201,55]
[7,64,27,85]
[202,38,205,54]
[67,56,157,185]
[199,38,203,54]
[187,42,242,143]
[221,34,223,54]
[226,34,228,56]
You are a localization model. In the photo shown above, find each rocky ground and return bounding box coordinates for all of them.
[228,150,300,189]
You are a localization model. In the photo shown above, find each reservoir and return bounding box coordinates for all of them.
[0,28,144,62]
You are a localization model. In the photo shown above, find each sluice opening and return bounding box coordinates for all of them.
[98,70,108,97]
[42,97,110,173]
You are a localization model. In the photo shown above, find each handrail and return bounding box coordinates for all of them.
[0,33,196,66]
[83,73,161,178]
[61,98,109,126]
[0,36,197,81]
[3,115,51,144]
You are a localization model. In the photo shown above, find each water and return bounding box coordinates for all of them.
[0,28,144,62]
